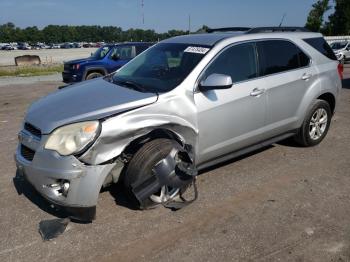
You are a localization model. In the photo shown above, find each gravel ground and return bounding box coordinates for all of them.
[0,74,62,87]
[0,66,349,262]
[0,48,97,66]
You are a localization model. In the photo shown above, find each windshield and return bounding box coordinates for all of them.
[91,46,111,59]
[330,42,348,50]
[110,43,211,93]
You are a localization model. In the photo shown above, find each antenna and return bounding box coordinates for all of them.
[279,13,286,27]
[141,0,144,24]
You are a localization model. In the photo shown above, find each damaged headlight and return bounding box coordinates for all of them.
[45,121,100,156]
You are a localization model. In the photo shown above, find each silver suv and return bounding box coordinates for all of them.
[15,27,342,221]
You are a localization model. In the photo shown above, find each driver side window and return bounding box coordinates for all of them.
[204,43,258,83]
[110,46,136,60]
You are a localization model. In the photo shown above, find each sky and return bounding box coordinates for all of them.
[0,0,322,32]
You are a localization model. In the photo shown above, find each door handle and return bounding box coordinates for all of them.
[301,73,312,80]
[250,88,265,97]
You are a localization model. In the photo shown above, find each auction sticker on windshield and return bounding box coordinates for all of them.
[184,46,210,54]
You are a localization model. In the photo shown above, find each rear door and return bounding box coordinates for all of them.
[256,39,315,136]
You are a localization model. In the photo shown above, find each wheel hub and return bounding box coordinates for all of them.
[309,108,328,140]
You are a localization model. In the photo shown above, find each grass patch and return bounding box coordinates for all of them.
[0,64,63,77]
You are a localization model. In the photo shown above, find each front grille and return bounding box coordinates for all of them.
[24,122,41,139]
[21,145,35,161]
[64,63,72,71]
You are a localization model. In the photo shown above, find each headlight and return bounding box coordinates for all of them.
[45,121,100,156]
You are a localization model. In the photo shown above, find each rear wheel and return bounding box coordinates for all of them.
[85,72,103,80]
[294,99,332,147]
[123,139,181,209]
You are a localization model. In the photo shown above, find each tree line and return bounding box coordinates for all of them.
[1,0,348,45]
[305,0,350,35]
[0,23,191,44]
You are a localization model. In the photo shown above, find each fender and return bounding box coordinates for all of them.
[295,66,339,128]
[82,66,108,80]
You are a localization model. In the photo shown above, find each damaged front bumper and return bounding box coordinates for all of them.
[15,144,116,221]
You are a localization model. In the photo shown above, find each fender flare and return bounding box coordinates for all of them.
[83,67,108,80]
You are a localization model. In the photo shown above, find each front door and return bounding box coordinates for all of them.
[194,42,267,165]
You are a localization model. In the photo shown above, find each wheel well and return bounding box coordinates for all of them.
[86,69,105,78]
[122,129,184,158]
[317,93,336,114]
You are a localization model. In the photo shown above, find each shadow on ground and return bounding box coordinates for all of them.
[13,170,69,219]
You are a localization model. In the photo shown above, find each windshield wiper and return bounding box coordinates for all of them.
[113,79,147,92]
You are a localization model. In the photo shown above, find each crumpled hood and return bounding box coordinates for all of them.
[25,78,158,134]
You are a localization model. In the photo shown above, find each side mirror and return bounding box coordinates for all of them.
[111,53,120,61]
[199,73,233,92]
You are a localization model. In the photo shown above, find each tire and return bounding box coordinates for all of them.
[123,139,180,209]
[85,72,103,80]
[294,99,332,147]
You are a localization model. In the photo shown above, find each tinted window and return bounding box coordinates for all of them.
[136,45,150,54]
[298,48,310,67]
[204,43,258,83]
[303,37,337,60]
[109,46,135,60]
[257,40,301,76]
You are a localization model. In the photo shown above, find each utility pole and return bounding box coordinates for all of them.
[188,14,191,34]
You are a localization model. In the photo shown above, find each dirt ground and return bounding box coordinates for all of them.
[0,66,349,262]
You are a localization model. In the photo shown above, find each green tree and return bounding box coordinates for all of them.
[327,0,350,35]
[305,0,330,32]
[196,25,210,33]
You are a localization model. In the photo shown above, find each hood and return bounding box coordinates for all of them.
[25,78,158,134]
[65,57,97,64]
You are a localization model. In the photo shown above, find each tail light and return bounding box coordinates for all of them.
[338,63,343,80]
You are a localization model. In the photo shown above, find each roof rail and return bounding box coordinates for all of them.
[246,27,310,34]
[206,27,251,33]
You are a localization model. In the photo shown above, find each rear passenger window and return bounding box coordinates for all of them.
[298,48,310,67]
[303,37,337,60]
[257,40,304,76]
[204,43,258,83]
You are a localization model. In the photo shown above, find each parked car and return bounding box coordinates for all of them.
[60,43,74,49]
[62,42,153,83]
[330,41,350,64]
[1,44,16,50]
[15,27,342,221]
[17,42,31,50]
[83,42,94,48]
[49,44,60,49]
[73,42,82,48]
